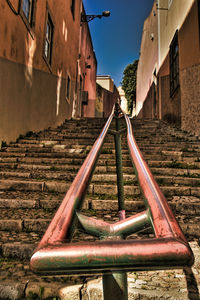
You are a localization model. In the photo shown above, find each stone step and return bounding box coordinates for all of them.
[2,169,198,184]
[0,193,199,216]
[147,160,200,169]
[2,137,200,149]
[0,219,50,233]
[0,150,192,164]
[1,159,200,176]
[1,169,199,193]
[1,117,200,299]
[0,220,200,261]
[0,179,72,193]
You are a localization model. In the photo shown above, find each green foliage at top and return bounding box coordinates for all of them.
[122,59,139,114]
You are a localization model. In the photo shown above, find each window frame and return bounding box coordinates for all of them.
[20,0,36,35]
[43,7,54,69]
[169,30,179,97]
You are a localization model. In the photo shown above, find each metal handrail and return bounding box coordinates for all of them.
[124,114,187,242]
[30,104,193,277]
[36,105,115,248]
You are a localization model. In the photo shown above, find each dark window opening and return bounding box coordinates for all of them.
[79,75,83,99]
[44,13,54,65]
[66,75,71,100]
[170,30,179,96]
[71,0,75,19]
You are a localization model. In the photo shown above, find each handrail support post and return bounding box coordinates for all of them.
[114,104,125,214]
[102,103,128,300]
[103,271,128,300]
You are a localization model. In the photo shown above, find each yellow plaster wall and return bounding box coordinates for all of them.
[158,0,195,68]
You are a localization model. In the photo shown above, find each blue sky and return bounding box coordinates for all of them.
[82,0,154,87]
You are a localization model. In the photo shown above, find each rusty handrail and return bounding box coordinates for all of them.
[36,105,115,248]
[30,104,193,277]
[124,114,187,242]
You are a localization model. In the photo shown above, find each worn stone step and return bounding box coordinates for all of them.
[0,179,44,191]
[1,160,199,177]
[170,196,200,215]
[0,179,72,193]
[1,117,200,298]
[155,175,200,186]
[1,222,200,261]
[0,219,50,233]
[147,160,200,169]
[1,242,37,259]
[151,167,200,177]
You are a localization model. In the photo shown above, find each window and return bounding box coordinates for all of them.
[79,75,83,98]
[44,12,54,65]
[22,0,34,25]
[170,30,179,96]
[66,75,71,102]
[71,0,75,19]
[21,0,36,32]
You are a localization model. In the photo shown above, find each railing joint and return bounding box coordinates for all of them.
[108,128,126,136]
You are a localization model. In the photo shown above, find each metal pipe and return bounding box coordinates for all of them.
[114,104,125,212]
[103,272,128,300]
[30,237,193,274]
[76,210,150,238]
[30,104,194,280]
[36,107,115,248]
[124,114,188,242]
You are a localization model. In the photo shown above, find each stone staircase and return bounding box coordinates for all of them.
[0,118,200,299]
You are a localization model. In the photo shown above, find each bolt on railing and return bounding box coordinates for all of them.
[30,103,194,300]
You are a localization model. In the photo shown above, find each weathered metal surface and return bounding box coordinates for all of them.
[76,211,149,238]
[30,104,194,278]
[36,107,115,249]
[114,105,125,211]
[31,237,193,274]
[124,114,188,242]
[103,272,128,300]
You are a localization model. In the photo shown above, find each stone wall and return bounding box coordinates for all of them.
[159,75,181,127]
[141,83,157,119]
[180,64,200,136]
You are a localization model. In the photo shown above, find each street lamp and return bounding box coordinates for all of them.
[81,11,110,23]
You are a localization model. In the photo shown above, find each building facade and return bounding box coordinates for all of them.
[118,86,128,114]
[0,0,97,146]
[78,5,97,118]
[136,0,158,117]
[96,76,120,117]
[137,0,200,136]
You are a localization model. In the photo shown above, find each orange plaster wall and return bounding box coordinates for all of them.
[0,0,82,144]
[0,0,81,79]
